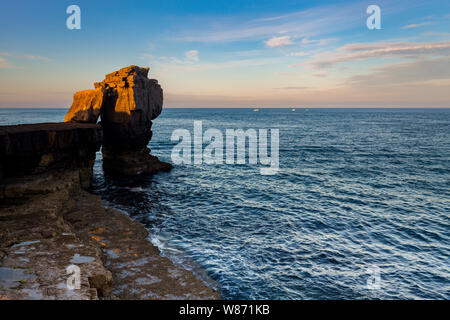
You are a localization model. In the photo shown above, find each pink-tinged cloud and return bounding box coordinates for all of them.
[402,22,432,29]
[309,41,450,69]
[289,52,307,57]
[301,37,338,46]
[0,56,14,69]
[0,52,52,68]
[346,57,450,86]
[185,50,199,61]
[20,54,53,62]
[265,36,294,47]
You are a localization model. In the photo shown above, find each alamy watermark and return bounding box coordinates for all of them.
[66,264,81,290]
[67,4,380,30]
[366,266,381,290]
[66,5,81,30]
[171,121,279,175]
[366,5,381,30]
[67,5,380,31]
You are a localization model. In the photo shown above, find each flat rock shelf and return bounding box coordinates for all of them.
[0,122,219,300]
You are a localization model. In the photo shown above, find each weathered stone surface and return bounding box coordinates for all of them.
[64,88,105,123]
[65,191,220,300]
[0,123,102,187]
[0,170,111,300]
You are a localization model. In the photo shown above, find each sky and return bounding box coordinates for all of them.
[0,0,449,108]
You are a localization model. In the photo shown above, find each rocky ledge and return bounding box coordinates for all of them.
[0,122,102,188]
[0,123,218,299]
[0,66,219,300]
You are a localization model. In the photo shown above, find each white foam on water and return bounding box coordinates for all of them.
[148,234,218,291]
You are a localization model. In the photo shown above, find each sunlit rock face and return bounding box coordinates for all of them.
[64,65,171,175]
[64,88,105,123]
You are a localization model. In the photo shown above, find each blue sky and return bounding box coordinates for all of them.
[1,0,449,107]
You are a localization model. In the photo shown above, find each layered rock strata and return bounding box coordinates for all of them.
[0,123,102,188]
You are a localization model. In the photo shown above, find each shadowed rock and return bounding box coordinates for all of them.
[0,122,102,188]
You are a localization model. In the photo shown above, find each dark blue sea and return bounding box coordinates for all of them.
[1,108,449,299]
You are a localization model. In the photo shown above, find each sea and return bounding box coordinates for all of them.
[1,107,449,299]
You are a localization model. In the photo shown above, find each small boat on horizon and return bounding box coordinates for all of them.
[291,108,296,111]
[253,108,260,112]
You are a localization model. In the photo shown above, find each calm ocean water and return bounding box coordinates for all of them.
[1,108,449,299]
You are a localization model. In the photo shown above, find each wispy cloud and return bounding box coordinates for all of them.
[346,56,450,86]
[185,50,199,61]
[173,2,371,43]
[0,52,52,68]
[274,86,311,90]
[142,53,194,66]
[402,22,432,29]
[339,42,412,51]
[287,63,303,68]
[20,54,53,62]
[0,56,13,69]
[308,41,450,69]
[142,53,282,72]
[289,52,307,57]
[265,36,294,47]
[301,37,338,46]
[313,72,328,78]
[0,52,15,69]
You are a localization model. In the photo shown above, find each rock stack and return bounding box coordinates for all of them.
[65,65,172,175]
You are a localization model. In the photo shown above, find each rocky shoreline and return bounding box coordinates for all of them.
[0,66,220,300]
[0,169,219,299]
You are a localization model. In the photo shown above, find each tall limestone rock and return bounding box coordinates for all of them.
[65,65,172,175]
